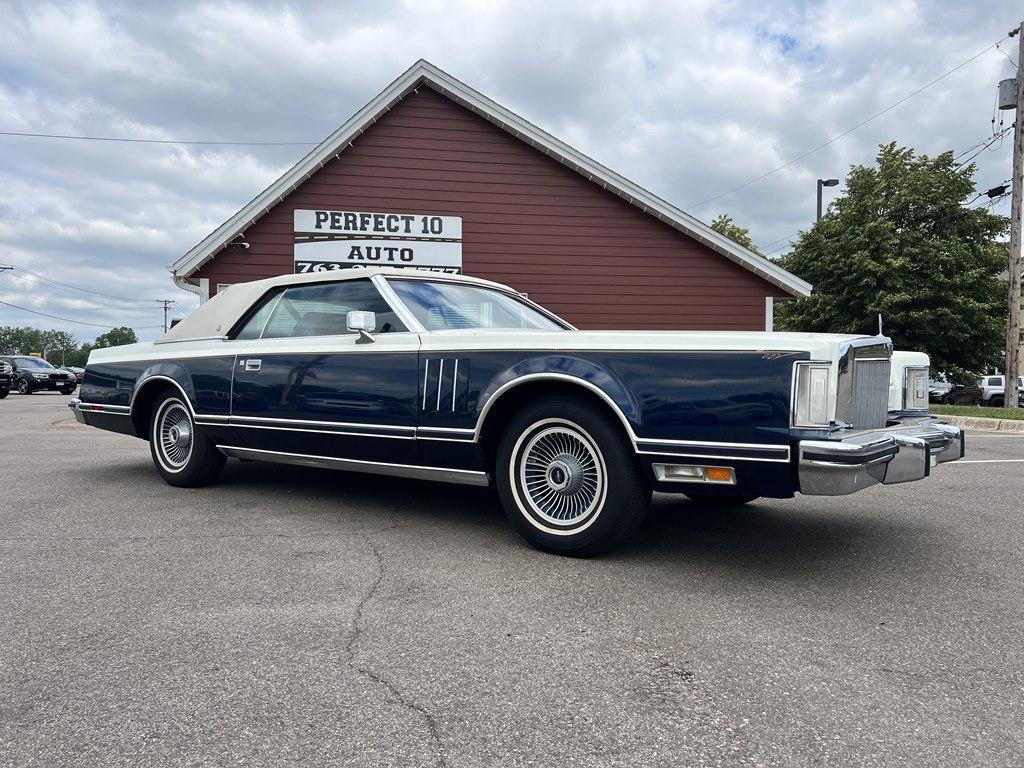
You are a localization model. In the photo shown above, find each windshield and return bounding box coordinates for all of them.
[15,357,54,369]
[388,279,568,331]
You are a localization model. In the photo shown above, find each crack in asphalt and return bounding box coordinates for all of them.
[343,523,448,768]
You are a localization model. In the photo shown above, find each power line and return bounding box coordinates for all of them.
[955,124,1015,167]
[0,130,316,147]
[687,35,1010,210]
[0,298,163,329]
[8,266,164,304]
[954,124,1014,162]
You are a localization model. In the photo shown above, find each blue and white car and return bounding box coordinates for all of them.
[70,268,964,555]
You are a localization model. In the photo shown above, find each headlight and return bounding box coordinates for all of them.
[793,362,831,426]
[32,372,49,378]
[903,367,929,410]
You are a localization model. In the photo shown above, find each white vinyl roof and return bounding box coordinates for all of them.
[160,267,509,341]
[170,60,811,298]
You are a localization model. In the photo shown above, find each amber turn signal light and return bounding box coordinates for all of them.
[704,466,735,483]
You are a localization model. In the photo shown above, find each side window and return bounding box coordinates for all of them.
[234,290,283,340]
[233,279,404,340]
[990,377,1004,386]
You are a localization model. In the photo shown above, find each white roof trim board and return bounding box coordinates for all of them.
[170,60,812,298]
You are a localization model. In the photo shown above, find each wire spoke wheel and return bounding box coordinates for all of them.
[517,422,606,528]
[156,400,193,471]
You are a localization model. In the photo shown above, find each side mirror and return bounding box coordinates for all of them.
[347,310,376,344]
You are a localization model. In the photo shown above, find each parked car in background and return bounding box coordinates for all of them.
[70,267,964,556]
[939,382,983,406]
[928,379,953,403]
[66,366,85,384]
[978,374,1024,407]
[0,355,79,395]
[0,359,12,398]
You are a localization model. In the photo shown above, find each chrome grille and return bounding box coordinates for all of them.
[849,359,891,429]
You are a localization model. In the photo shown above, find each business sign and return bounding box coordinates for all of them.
[294,209,462,274]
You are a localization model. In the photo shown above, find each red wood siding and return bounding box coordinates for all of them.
[195,87,790,330]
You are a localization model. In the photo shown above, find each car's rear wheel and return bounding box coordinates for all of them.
[0,388,8,399]
[496,397,649,557]
[990,395,1005,407]
[16,378,31,395]
[149,390,225,487]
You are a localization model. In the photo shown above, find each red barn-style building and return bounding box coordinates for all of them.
[170,61,810,330]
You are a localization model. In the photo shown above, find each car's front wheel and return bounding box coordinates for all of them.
[496,397,649,557]
[0,388,8,399]
[149,390,225,487]
[16,378,31,395]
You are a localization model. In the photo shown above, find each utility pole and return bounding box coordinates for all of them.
[1005,21,1024,408]
[159,299,175,333]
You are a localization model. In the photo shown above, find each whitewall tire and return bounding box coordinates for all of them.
[149,390,225,487]
[496,397,649,556]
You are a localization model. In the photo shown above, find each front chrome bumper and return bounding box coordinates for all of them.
[798,418,964,496]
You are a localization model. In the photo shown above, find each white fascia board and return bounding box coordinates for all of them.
[171,60,812,299]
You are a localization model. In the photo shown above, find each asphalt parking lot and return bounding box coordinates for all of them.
[2,393,1023,767]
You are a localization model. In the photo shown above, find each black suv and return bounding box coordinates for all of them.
[0,359,11,398]
[0,356,78,395]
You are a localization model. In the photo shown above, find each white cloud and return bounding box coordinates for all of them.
[0,0,1018,341]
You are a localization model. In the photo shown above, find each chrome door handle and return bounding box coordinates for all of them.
[242,359,262,372]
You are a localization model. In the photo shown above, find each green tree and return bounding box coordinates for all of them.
[777,143,1008,374]
[0,326,76,360]
[710,214,761,254]
[92,326,138,348]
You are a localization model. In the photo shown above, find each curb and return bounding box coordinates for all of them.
[937,415,1024,433]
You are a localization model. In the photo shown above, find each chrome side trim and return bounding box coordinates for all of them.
[451,358,459,410]
[421,357,431,410]
[637,450,791,464]
[74,401,131,415]
[216,445,490,486]
[225,414,414,431]
[436,358,445,411]
[210,422,415,440]
[152,335,228,345]
[474,373,637,442]
[634,436,789,451]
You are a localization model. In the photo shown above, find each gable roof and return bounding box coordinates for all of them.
[170,60,811,298]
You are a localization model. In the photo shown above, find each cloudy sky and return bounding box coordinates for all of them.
[0,0,1020,342]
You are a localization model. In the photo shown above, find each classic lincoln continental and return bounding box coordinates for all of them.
[70,268,964,555]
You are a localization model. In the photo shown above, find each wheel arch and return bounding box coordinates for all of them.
[476,371,640,472]
[130,369,197,439]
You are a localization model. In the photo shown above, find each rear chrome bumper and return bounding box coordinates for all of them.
[68,398,87,424]
[798,418,964,496]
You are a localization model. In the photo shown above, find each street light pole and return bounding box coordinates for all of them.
[817,178,839,221]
